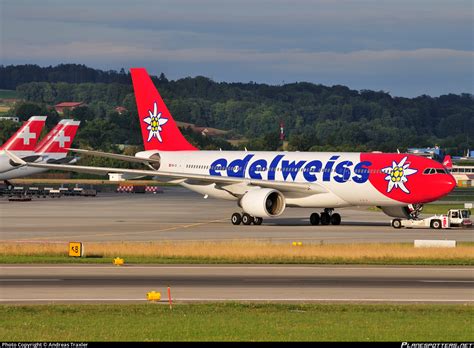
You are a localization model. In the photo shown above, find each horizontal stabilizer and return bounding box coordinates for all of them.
[4,150,27,166]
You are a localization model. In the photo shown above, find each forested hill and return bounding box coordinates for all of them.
[0,64,472,154]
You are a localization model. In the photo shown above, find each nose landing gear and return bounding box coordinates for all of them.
[310,209,341,226]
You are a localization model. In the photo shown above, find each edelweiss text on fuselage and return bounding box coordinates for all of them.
[209,154,372,183]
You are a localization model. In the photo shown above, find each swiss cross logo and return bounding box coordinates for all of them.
[17,126,37,145]
[53,130,70,148]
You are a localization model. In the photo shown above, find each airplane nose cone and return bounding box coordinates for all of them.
[447,175,456,193]
[438,174,456,197]
[425,174,456,202]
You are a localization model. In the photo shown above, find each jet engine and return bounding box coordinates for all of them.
[239,188,286,217]
[379,204,423,219]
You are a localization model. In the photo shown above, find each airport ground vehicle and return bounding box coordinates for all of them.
[391,208,472,229]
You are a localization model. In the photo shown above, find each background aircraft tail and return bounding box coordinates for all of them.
[36,120,80,154]
[130,68,197,151]
[442,155,453,169]
[35,119,73,152]
[1,116,47,151]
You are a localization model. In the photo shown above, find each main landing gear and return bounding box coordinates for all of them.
[231,212,263,226]
[310,208,341,226]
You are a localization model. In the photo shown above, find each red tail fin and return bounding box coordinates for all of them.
[1,116,47,151]
[36,120,80,153]
[35,119,72,152]
[130,68,197,151]
[442,155,453,169]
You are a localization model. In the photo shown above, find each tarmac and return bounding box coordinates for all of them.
[1,187,473,243]
[0,264,472,304]
[1,187,473,305]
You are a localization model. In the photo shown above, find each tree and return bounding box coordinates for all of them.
[69,106,95,122]
[75,118,120,149]
[10,102,44,122]
[0,120,20,145]
[2,64,473,155]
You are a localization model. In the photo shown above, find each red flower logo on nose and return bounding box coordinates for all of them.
[381,156,417,193]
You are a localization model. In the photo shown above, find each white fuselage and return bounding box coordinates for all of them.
[0,150,66,180]
[136,150,398,208]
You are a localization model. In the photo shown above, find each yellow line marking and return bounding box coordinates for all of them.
[8,218,227,241]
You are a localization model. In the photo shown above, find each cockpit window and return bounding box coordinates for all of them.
[423,168,447,175]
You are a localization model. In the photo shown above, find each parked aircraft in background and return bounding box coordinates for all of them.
[0,119,80,182]
[7,68,456,225]
[0,116,47,154]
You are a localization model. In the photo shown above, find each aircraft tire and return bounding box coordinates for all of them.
[254,217,263,225]
[320,212,331,225]
[310,213,320,225]
[231,213,242,225]
[330,213,341,225]
[242,213,253,225]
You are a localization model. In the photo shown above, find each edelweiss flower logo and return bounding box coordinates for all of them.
[143,102,168,142]
[381,156,417,193]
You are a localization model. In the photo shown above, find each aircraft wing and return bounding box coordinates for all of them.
[67,148,161,165]
[6,150,328,194]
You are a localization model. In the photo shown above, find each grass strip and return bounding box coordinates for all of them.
[422,204,471,215]
[1,242,473,265]
[0,303,472,341]
[369,203,472,215]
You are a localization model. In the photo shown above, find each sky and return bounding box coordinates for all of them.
[1,0,473,97]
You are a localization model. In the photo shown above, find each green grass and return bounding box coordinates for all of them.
[1,254,472,265]
[439,196,474,202]
[422,204,470,215]
[370,203,472,215]
[0,89,17,99]
[439,188,474,202]
[0,303,471,341]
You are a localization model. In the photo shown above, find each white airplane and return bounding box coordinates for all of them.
[7,68,456,226]
[0,119,80,181]
[0,115,47,185]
